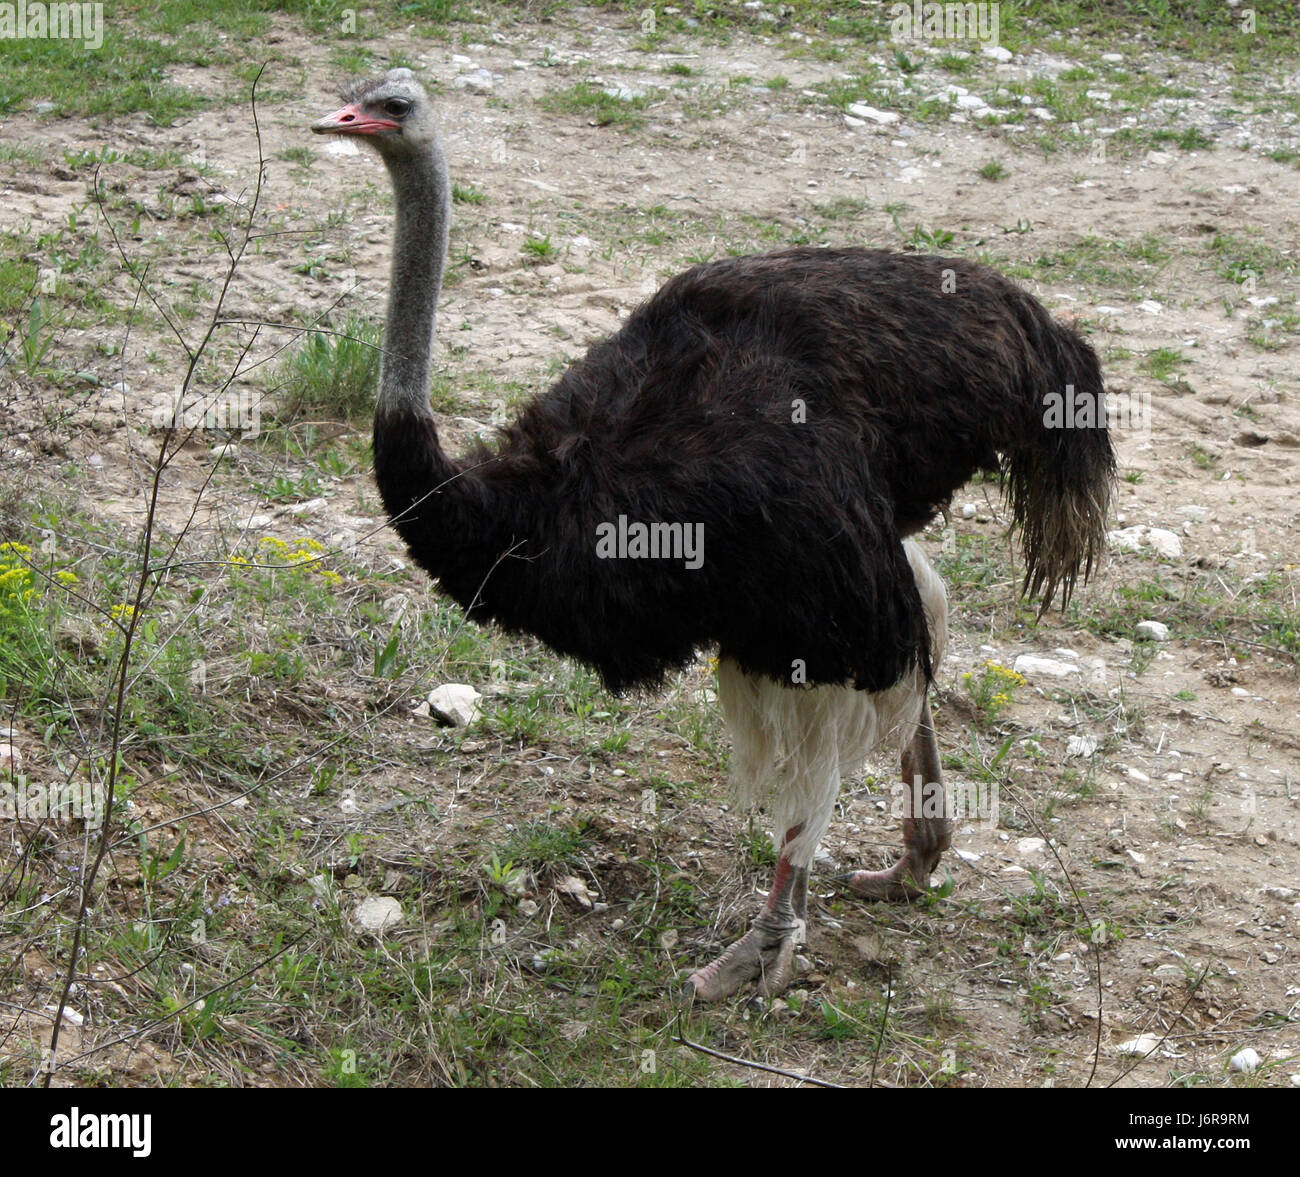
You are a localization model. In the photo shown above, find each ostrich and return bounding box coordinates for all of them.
[312,70,1114,1002]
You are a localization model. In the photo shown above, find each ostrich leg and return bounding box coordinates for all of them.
[847,698,951,900]
[687,825,808,1002]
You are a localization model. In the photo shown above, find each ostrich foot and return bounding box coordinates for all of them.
[845,842,943,902]
[848,698,950,902]
[686,911,802,1002]
[686,826,808,1003]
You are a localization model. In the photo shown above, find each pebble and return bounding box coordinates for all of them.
[1229,1047,1260,1074]
[0,743,22,774]
[426,683,482,727]
[847,103,899,124]
[353,896,402,936]
[1066,735,1098,757]
[1013,654,1081,679]
[1136,620,1170,642]
[1116,1033,1161,1056]
[455,69,495,95]
[1107,525,1183,560]
[555,876,594,909]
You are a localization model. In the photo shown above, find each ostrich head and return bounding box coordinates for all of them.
[311,68,437,159]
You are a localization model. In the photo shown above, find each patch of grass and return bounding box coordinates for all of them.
[497,819,594,875]
[539,82,649,128]
[522,234,559,263]
[278,315,380,421]
[936,52,974,74]
[0,29,207,123]
[1210,232,1296,284]
[279,146,316,169]
[1141,348,1186,381]
[452,182,486,205]
[1073,571,1298,660]
[978,160,1008,181]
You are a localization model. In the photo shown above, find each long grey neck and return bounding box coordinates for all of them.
[379,138,451,419]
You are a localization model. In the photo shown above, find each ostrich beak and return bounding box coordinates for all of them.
[311,102,399,136]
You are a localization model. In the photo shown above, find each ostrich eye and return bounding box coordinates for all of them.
[383,98,411,118]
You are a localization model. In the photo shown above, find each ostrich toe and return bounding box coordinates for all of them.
[844,849,938,901]
[686,911,803,1002]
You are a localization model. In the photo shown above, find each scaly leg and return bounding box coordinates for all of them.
[847,698,951,901]
[687,825,809,1002]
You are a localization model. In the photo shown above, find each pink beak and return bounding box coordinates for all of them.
[311,102,399,136]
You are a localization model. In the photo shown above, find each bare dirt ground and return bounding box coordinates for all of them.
[1,4,1297,1087]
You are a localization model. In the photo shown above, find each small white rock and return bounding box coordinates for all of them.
[427,683,482,727]
[1066,734,1099,757]
[1013,654,1081,679]
[455,69,494,95]
[1116,1033,1161,1056]
[555,876,594,909]
[1107,525,1183,560]
[982,44,1013,63]
[1017,837,1047,855]
[1136,620,1170,642]
[0,743,21,775]
[354,896,403,936]
[846,103,899,124]
[1230,1047,1260,1074]
[961,502,977,519]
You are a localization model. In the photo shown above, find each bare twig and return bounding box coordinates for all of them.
[673,1012,848,1089]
